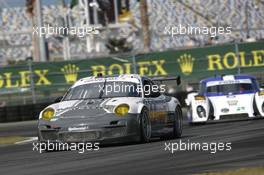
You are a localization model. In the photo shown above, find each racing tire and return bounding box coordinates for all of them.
[139,108,151,143]
[172,106,183,138]
[187,106,195,126]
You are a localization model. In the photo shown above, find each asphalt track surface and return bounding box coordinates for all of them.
[0,117,264,175]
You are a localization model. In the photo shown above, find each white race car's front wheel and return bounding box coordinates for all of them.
[187,105,207,126]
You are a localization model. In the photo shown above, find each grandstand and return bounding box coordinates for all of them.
[0,0,263,64]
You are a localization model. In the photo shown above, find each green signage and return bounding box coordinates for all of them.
[0,41,263,93]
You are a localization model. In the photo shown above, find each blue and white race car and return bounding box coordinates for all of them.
[185,75,264,124]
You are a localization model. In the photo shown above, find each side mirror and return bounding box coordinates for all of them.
[54,96,63,103]
[144,90,160,98]
[150,91,160,98]
[187,90,198,94]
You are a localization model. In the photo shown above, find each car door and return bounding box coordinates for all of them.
[143,79,168,133]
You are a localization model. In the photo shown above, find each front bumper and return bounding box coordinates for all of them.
[38,113,140,143]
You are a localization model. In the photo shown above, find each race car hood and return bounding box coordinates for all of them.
[208,93,255,117]
[39,97,143,131]
[46,97,142,119]
[55,99,107,118]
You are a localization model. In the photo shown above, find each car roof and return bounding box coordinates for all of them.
[200,74,256,84]
[72,74,142,88]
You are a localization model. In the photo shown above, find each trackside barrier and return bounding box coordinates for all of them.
[0,103,50,122]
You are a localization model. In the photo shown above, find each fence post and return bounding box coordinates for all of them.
[28,59,36,104]
[132,54,137,74]
[235,43,241,74]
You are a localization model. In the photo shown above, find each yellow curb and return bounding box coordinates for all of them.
[0,136,30,145]
[196,167,264,175]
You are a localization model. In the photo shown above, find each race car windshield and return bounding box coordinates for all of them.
[206,83,255,95]
[63,81,141,100]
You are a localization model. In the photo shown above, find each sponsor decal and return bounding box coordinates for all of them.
[207,49,264,71]
[0,70,51,89]
[221,108,229,113]
[236,107,245,111]
[91,60,167,76]
[68,126,89,131]
[228,100,238,106]
[177,54,195,75]
[61,64,80,84]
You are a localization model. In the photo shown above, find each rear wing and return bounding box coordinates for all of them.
[151,76,181,86]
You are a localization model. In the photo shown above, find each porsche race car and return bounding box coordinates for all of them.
[185,75,264,124]
[38,74,183,144]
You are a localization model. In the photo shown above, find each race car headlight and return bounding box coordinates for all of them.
[195,95,206,101]
[258,91,264,96]
[196,105,206,118]
[41,108,55,120]
[115,104,129,117]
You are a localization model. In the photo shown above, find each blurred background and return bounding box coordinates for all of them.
[0,0,263,122]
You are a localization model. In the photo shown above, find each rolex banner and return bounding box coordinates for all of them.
[0,41,263,94]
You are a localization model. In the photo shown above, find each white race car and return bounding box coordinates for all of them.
[38,74,183,144]
[185,75,264,124]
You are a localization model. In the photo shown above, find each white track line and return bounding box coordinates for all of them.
[15,137,38,145]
